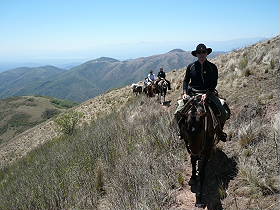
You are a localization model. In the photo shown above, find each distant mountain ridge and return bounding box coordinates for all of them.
[0,50,223,102]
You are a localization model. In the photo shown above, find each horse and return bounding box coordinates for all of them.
[157,79,168,104]
[145,82,157,97]
[177,94,218,208]
[131,84,142,96]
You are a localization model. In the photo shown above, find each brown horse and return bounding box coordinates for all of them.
[177,94,217,208]
[131,84,142,96]
[157,79,168,104]
[145,83,157,97]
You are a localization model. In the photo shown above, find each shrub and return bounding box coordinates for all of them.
[0,125,8,135]
[50,98,78,109]
[238,120,266,148]
[27,97,34,102]
[239,56,248,70]
[244,68,252,77]
[8,113,31,127]
[41,108,61,119]
[54,111,84,135]
[270,59,275,69]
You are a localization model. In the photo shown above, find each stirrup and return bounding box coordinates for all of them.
[218,132,227,142]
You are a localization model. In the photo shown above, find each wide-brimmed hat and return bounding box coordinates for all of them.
[191,44,212,57]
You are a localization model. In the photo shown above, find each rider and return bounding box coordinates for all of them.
[175,44,229,142]
[156,67,171,90]
[147,70,157,83]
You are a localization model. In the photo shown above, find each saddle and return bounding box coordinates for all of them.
[158,79,168,86]
[178,92,229,142]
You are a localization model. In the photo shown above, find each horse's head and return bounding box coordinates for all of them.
[181,95,208,155]
[185,98,206,135]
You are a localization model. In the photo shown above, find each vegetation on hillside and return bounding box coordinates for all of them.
[0,96,78,145]
[0,96,187,210]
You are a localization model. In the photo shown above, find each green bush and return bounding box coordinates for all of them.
[8,113,31,127]
[0,125,8,135]
[54,111,84,135]
[239,56,248,70]
[270,59,275,69]
[50,98,78,109]
[41,108,61,119]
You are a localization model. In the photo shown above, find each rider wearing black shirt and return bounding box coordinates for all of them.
[178,44,229,142]
[157,67,171,90]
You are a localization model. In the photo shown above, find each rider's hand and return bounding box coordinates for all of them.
[201,94,207,102]
[183,93,188,100]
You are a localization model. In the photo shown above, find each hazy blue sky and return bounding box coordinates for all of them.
[0,0,279,63]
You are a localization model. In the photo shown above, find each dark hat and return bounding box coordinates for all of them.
[191,44,212,57]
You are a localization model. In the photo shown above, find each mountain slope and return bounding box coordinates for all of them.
[36,50,222,102]
[0,96,78,145]
[0,50,223,102]
[0,66,66,98]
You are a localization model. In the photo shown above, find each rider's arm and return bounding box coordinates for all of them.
[183,65,191,94]
[208,64,218,92]
[148,74,152,82]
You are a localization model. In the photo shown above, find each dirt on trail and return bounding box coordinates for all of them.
[169,148,238,210]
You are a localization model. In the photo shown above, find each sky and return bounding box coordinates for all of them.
[0,0,279,64]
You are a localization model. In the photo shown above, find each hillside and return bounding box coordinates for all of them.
[0,50,223,102]
[0,96,78,145]
[0,65,66,98]
[0,36,279,210]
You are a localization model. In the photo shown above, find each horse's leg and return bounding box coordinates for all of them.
[195,156,207,208]
[189,155,198,186]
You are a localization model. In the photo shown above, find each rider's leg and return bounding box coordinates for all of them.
[174,99,186,138]
[207,93,228,142]
[166,80,171,90]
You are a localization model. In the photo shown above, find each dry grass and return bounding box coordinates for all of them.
[0,95,187,210]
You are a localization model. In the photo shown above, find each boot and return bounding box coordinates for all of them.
[217,131,227,142]
[216,120,227,142]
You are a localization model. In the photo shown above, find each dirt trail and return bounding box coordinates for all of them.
[169,163,198,210]
[169,148,237,210]
[160,96,199,210]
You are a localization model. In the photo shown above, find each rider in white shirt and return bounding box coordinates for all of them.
[148,70,157,82]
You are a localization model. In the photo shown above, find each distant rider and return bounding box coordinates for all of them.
[147,70,157,83]
[156,67,171,90]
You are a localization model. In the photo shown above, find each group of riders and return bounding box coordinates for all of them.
[143,67,171,94]
[139,43,231,143]
[135,43,231,207]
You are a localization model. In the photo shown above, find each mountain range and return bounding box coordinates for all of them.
[0,49,223,102]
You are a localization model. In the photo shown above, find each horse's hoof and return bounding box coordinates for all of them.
[195,203,207,208]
